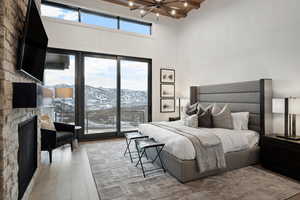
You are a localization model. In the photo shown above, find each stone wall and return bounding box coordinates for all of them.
[0,0,41,199]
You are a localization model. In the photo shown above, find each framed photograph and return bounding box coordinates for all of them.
[160,99,175,113]
[160,84,175,98]
[160,68,175,83]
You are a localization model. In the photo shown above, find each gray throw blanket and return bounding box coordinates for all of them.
[151,122,226,173]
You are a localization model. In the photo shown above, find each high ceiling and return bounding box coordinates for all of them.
[102,0,205,19]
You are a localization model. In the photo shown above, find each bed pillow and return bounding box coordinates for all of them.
[184,114,198,128]
[197,107,213,128]
[197,103,213,112]
[231,112,249,130]
[184,103,199,116]
[211,104,233,129]
[182,102,199,120]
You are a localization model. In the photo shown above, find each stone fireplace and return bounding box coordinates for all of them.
[0,0,42,200]
[18,116,38,200]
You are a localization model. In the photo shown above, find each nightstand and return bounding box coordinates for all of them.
[169,117,180,121]
[261,135,300,181]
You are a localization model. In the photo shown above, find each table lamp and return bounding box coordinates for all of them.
[55,88,73,122]
[273,97,300,140]
[289,97,300,138]
[175,90,189,120]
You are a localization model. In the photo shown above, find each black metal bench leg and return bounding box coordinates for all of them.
[127,139,133,163]
[135,149,145,167]
[156,146,166,172]
[124,138,133,163]
[124,138,130,156]
[144,149,148,160]
[136,149,146,177]
[152,147,162,163]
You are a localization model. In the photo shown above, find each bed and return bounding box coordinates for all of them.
[138,79,272,183]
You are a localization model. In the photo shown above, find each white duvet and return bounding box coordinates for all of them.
[138,121,259,160]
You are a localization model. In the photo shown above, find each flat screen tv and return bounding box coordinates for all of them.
[17,0,48,83]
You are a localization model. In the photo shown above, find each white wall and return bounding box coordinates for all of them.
[42,0,180,121]
[43,0,300,132]
[177,0,300,133]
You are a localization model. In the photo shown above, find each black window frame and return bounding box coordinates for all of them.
[80,9,119,29]
[45,47,152,141]
[41,0,152,35]
[119,17,152,35]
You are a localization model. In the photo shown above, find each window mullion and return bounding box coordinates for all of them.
[117,16,120,30]
[116,56,121,135]
[78,8,81,22]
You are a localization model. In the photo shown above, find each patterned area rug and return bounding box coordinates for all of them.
[85,139,300,200]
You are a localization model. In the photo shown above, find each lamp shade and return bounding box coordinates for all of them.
[272,98,285,114]
[180,98,190,107]
[55,88,73,98]
[176,90,186,99]
[42,87,54,98]
[289,98,300,115]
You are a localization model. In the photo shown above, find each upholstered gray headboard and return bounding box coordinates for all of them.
[190,79,272,135]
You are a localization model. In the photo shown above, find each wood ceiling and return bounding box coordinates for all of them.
[102,0,205,19]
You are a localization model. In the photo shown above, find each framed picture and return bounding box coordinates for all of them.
[160,68,175,83]
[160,84,175,98]
[160,99,175,113]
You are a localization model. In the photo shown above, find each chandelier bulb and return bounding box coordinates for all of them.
[171,9,176,15]
[128,1,134,7]
[184,1,188,7]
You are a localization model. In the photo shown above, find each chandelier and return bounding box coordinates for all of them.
[126,0,199,19]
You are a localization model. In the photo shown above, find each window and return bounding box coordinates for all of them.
[81,11,118,29]
[120,60,149,132]
[43,48,152,139]
[84,56,118,134]
[44,52,76,124]
[120,19,151,35]
[41,1,152,35]
[41,4,79,22]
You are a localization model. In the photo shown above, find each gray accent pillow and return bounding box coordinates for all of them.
[184,103,198,116]
[184,114,198,128]
[198,107,213,128]
[197,103,213,112]
[212,104,233,129]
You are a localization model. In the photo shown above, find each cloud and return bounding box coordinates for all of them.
[41,5,78,21]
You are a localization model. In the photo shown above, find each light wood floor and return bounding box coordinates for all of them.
[30,143,100,200]
[29,140,300,200]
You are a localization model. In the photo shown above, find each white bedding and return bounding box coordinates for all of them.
[138,121,259,160]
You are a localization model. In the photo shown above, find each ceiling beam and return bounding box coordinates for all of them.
[187,0,201,9]
[163,0,200,9]
[102,0,129,7]
[101,0,205,19]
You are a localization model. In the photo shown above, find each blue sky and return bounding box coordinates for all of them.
[45,56,148,91]
[85,57,148,91]
[41,4,150,35]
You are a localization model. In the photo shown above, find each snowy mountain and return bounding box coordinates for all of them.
[47,84,147,110]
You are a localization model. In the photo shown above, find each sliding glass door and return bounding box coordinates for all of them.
[120,59,149,132]
[84,56,117,135]
[83,55,151,138]
[44,48,151,140]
